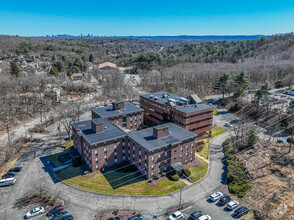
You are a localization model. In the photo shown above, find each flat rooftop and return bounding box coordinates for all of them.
[72,118,126,145]
[91,102,143,118]
[140,91,211,114]
[127,123,197,151]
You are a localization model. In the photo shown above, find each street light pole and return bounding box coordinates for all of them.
[179,185,183,209]
[5,121,10,145]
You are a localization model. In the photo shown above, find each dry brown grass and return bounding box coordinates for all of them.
[236,140,294,219]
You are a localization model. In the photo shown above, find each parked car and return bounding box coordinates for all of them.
[225,122,232,127]
[9,167,22,172]
[59,215,73,220]
[108,217,121,220]
[0,177,16,186]
[189,210,203,219]
[25,207,45,219]
[46,205,64,217]
[197,215,211,220]
[5,171,16,176]
[226,200,239,210]
[287,137,294,144]
[209,192,223,202]
[2,173,15,179]
[234,206,250,218]
[277,139,286,143]
[51,211,69,220]
[128,214,143,220]
[218,196,231,206]
[168,211,184,220]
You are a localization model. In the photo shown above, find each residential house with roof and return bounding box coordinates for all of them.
[140,92,213,138]
[98,62,117,71]
[91,101,144,131]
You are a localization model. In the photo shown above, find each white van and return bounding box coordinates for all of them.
[0,177,16,186]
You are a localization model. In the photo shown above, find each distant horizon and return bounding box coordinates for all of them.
[0,0,293,36]
[1,33,268,38]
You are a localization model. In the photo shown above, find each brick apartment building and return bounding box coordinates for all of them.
[140,92,213,138]
[72,118,127,171]
[72,118,197,179]
[91,101,144,131]
[127,123,197,179]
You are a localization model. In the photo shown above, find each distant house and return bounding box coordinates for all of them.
[98,62,117,71]
[72,73,83,81]
[44,87,61,102]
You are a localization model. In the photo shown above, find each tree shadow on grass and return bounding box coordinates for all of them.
[103,163,146,189]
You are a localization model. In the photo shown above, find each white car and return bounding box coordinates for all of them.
[0,177,16,186]
[168,211,184,220]
[25,207,44,219]
[226,200,239,210]
[198,215,211,220]
[209,191,223,201]
[225,122,232,127]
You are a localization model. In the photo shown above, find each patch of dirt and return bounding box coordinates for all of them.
[145,176,167,187]
[99,210,140,220]
[236,140,294,219]
[14,192,64,211]
[186,158,204,169]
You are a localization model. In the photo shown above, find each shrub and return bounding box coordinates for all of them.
[113,209,118,215]
[170,174,179,181]
[183,168,191,177]
[45,199,50,203]
[161,172,166,177]
[148,179,153,183]
[153,174,161,180]
[196,145,204,152]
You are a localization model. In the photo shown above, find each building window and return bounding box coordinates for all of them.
[123,117,126,122]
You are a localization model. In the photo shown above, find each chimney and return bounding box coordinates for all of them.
[91,120,104,133]
[112,101,124,110]
[153,125,169,139]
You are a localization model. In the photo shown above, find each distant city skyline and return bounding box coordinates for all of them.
[0,0,294,36]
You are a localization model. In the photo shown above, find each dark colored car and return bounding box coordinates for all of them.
[9,167,22,172]
[5,171,16,176]
[189,210,204,219]
[60,215,73,220]
[108,217,121,220]
[128,214,143,220]
[2,173,15,179]
[234,206,250,218]
[46,205,64,216]
[287,137,294,144]
[219,196,231,206]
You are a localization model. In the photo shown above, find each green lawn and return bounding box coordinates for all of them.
[211,126,227,138]
[55,166,186,195]
[195,126,227,160]
[196,138,210,159]
[53,161,208,196]
[190,159,209,183]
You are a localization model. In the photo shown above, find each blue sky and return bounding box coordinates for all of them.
[0,0,294,36]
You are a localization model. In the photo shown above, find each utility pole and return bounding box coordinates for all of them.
[5,121,10,145]
[179,185,183,209]
[58,123,62,144]
[289,129,293,153]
